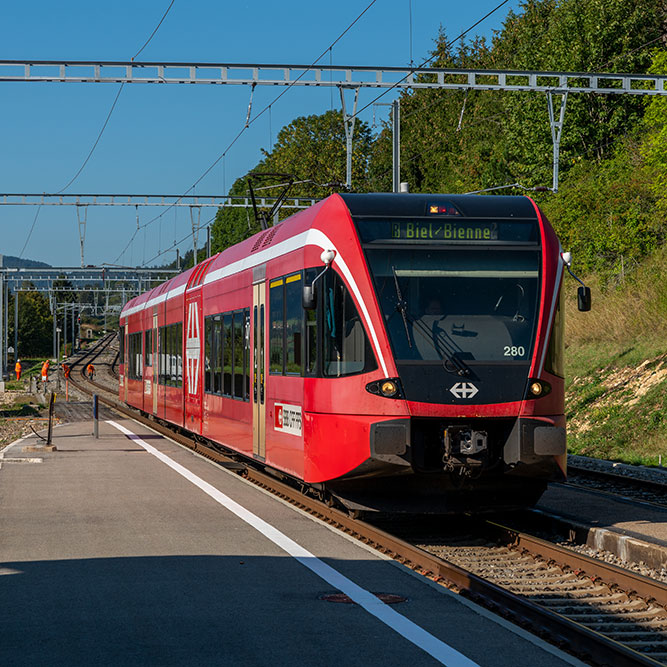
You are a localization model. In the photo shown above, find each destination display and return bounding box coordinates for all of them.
[356,218,538,244]
[390,220,498,241]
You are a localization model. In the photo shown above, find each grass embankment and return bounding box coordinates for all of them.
[565,246,667,465]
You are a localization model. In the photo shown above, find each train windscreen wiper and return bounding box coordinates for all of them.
[391,266,412,348]
[410,317,471,376]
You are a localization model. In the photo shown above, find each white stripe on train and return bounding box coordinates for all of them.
[121,228,390,378]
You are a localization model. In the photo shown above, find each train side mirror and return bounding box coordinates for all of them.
[303,249,336,311]
[577,286,591,312]
[562,251,592,313]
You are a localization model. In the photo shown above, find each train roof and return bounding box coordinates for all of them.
[121,193,543,319]
[339,193,539,219]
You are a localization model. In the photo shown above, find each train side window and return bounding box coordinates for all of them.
[128,332,143,380]
[304,268,318,376]
[285,273,302,375]
[158,326,164,384]
[204,316,213,393]
[119,327,125,363]
[323,270,377,377]
[167,325,175,386]
[163,325,170,385]
[176,322,183,388]
[244,309,250,400]
[213,315,222,394]
[269,278,285,374]
[144,329,152,367]
[233,311,244,398]
[223,313,232,396]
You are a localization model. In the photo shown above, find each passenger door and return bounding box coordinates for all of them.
[152,312,158,415]
[252,282,266,459]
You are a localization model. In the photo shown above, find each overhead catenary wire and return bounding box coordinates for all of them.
[18,204,42,260]
[349,0,512,123]
[118,0,380,260]
[57,0,177,194]
[16,0,177,262]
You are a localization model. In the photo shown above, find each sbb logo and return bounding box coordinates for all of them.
[274,405,283,429]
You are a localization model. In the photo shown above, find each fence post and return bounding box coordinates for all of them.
[93,394,99,439]
[46,392,55,446]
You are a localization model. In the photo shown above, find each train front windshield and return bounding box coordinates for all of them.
[364,246,540,364]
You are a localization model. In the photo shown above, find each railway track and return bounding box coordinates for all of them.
[65,336,667,666]
[564,465,667,510]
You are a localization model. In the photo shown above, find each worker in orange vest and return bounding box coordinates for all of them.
[63,363,71,379]
[15,359,22,381]
[41,360,50,389]
[86,363,95,380]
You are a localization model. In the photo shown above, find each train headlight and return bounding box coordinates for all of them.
[380,380,398,397]
[527,379,551,398]
[366,378,403,399]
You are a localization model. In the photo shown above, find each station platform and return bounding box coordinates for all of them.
[537,483,667,570]
[0,412,583,667]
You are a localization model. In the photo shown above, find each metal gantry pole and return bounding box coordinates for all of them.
[547,91,568,193]
[76,205,88,268]
[4,280,8,374]
[190,206,201,266]
[0,273,4,380]
[52,294,57,361]
[14,289,18,363]
[339,87,360,190]
[392,99,401,193]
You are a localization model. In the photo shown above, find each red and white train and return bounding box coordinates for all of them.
[120,193,582,513]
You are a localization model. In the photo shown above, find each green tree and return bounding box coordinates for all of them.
[377,0,665,193]
[14,288,53,357]
[211,110,373,253]
[642,50,667,209]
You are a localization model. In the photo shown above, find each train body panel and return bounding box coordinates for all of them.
[120,193,572,513]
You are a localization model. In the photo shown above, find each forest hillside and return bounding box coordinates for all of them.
[211,0,667,464]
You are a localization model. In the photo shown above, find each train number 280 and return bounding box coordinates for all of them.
[504,345,525,357]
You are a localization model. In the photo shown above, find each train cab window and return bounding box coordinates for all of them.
[269,278,285,374]
[144,329,152,367]
[323,270,377,377]
[305,269,318,376]
[119,327,125,363]
[545,286,565,378]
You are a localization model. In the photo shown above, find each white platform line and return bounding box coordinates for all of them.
[107,419,478,667]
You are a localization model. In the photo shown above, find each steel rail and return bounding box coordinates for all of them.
[568,465,667,496]
[66,337,667,667]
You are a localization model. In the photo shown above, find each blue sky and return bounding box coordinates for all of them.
[0,0,521,267]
